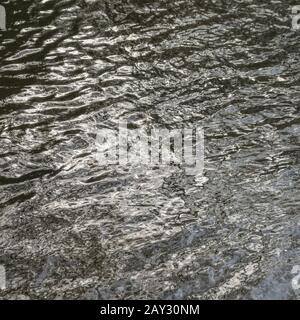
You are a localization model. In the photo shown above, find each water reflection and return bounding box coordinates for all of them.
[0,0,299,299]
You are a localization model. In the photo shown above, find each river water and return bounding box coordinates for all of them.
[0,0,299,299]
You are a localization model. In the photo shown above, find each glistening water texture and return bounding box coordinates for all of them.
[0,0,299,299]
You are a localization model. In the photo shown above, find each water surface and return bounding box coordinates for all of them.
[0,0,299,299]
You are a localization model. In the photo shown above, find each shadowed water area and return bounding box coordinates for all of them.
[0,0,299,299]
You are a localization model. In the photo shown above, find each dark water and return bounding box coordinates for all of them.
[0,0,299,299]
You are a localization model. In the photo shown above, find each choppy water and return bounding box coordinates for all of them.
[0,0,300,300]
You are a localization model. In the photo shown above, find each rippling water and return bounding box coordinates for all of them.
[0,0,299,299]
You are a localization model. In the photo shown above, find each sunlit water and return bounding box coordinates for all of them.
[0,0,299,299]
